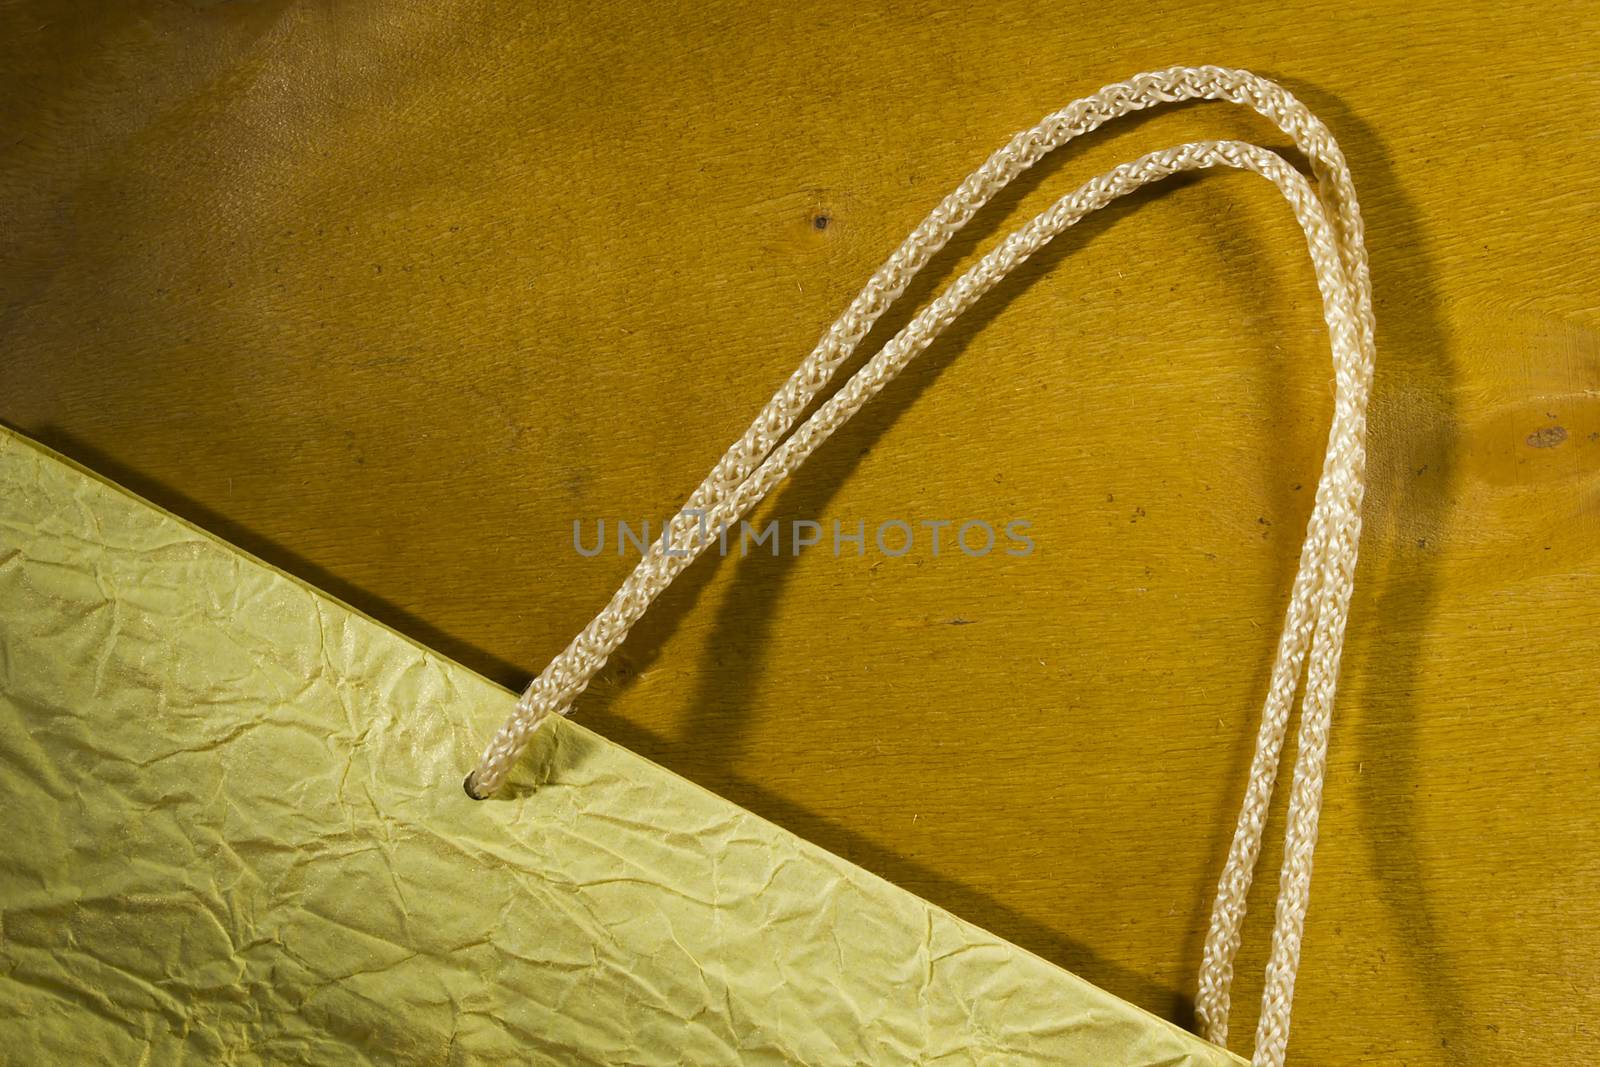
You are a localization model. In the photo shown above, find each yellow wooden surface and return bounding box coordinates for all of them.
[3,3,1597,1063]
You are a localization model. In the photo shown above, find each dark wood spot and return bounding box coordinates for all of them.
[1527,426,1568,449]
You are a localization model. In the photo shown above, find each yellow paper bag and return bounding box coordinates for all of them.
[0,426,1241,1064]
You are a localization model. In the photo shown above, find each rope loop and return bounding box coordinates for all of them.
[465,67,1375,1067]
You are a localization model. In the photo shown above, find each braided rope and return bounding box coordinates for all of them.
[465,69,1374,1067]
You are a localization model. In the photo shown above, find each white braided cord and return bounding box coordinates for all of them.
[466,68,1374,1067]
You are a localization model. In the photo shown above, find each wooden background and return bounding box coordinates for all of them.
[3,2,1597,1062]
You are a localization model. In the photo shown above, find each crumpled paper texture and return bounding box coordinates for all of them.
[0,427,1243,1066]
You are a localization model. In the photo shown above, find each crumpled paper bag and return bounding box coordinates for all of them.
[0,426,1242,1065]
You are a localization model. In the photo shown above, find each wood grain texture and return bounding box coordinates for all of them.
[2,2,1597,1062]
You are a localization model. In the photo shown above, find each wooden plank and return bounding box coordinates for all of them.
[2,2,1596,1061]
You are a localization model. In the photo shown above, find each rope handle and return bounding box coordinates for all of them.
[465,66,1375,1067]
